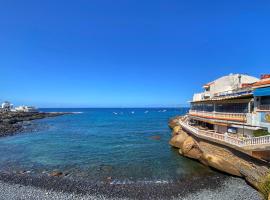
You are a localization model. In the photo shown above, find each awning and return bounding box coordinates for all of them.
[254,87,270,97]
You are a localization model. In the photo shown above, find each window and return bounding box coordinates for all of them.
[215,103,248,113]
[261,96,270,105]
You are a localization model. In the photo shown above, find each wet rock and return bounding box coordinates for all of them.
[172,126,181,136]
[150,135,161,140]
[168,117,181,129]
[0,111,70,137]
[201,153,241,176]
[169,131,188,149]
[50,171,63,177]
[99,164,113,173]
[169,115,270,198]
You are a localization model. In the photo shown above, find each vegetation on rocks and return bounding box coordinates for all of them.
[254,129,270,137]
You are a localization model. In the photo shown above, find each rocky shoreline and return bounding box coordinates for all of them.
[169,116,270,199]
[0,170,262,200]
[0,111,70,137]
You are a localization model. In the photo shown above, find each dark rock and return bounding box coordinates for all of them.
[50,171,63,177]
[0,111,71,137]
[150,135,161,140]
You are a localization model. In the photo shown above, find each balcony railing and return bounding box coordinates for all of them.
[179,119,270,148]
[258,105,270,111]
[189,110,247,122]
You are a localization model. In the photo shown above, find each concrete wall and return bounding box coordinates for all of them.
[208,74,258,96]
[192,74,259,101]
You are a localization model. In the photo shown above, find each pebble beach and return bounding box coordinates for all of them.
[0,176,262,200]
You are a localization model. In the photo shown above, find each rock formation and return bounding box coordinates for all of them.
[0,111,70,137]
[169,116,270,199]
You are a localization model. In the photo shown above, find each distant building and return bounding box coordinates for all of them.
[1,101,13,112]
[15,106,38,113]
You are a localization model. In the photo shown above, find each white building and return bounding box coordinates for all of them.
[193,74,259,101]
[179,73,270,161]
[15,106,38,113]
[1,101,13,112]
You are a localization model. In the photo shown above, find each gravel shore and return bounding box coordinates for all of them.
[0,176,262,200]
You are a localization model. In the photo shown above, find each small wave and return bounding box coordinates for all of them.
[109,179,170,185]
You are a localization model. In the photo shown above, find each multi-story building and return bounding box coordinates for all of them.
[179,73,270,161]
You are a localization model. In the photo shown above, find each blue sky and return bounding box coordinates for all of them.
[0,0,269,108]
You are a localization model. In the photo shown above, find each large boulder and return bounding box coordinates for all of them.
[201,153,241,176]
[181,136,203,159]
[168,117,182,129]
[184,146,203,160]
[169,131,188,148]
[172,126,181,136]
[181,136,196,154]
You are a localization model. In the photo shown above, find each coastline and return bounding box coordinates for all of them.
[0,111,71,137]
[169,116,270,199]
[0,110,263,199]
[0,171,262,200]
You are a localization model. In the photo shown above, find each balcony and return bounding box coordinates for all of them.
[189,110,247,122]
[179,119,270,149]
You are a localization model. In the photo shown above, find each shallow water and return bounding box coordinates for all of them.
[0,108,216,182]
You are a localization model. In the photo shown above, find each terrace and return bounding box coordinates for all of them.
[179,119,270,151]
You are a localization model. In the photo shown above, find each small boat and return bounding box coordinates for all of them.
[144,111,149,114]
[131,111,135,114]
[113,112,118,115]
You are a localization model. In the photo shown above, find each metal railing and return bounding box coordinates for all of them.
[243,136,270,146]
[189,110,247,122]
[179,120,270,147]
[213,87,252,98]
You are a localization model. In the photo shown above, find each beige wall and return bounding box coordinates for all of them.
[208,74,258,96]
[192,74,259,102]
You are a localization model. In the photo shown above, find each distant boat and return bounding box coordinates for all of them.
[144,111,149,114]
[131,111,135,114]
[162,109,167,112]
[113,112,118,115]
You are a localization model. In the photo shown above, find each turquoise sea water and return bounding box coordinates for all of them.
[0,108,215,182]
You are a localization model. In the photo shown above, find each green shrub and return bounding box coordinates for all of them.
[253,129,270,137]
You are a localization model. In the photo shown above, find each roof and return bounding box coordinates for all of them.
[253,79,270,88]
[203,81,214,87]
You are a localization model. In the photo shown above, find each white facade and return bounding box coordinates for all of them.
[192,74,259,101]
[1,101,13,111]
[15,106,38,113]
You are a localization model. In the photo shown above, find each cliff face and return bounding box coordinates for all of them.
[169,116,270,199]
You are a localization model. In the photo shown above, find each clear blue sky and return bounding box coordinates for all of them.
[0,0,269,108]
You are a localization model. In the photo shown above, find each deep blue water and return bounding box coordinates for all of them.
[0,108,215,182]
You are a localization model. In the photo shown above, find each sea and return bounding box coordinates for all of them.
[0,108,217,183]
